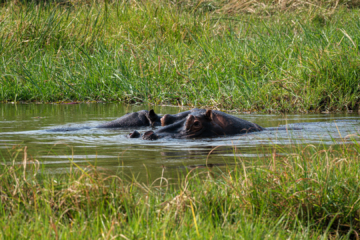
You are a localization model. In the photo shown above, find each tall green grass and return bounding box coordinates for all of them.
[1,140,360,239]
[0,0,359,112]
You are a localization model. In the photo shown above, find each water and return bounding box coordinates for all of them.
[1,103,359,180]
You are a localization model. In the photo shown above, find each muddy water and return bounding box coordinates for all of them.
[1,103,359,181]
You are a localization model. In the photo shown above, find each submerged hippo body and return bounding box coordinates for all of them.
[129,109,263,139]
[96,110,161,128]
[48,110,161,132]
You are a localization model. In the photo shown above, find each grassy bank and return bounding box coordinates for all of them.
[0,0,360,112]
[1,141,360,239]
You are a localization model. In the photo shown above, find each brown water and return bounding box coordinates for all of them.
[1,103,359,181]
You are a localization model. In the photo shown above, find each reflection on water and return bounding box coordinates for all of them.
[1,103,359,180]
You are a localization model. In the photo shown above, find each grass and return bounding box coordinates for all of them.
[1,139,360,239]
[0,0,359,112]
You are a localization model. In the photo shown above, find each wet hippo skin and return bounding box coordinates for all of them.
[97,110,161,128]
[160,108,205,126]
[48,110,161,132]
[129,109,263,139]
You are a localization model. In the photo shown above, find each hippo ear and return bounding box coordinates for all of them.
[205,109,213,121]
[148,110,159,123]
[149,109,156,118]
[161,114,169,126]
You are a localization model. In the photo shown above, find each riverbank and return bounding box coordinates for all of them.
[1,0,359,112]
[1,141,360,239]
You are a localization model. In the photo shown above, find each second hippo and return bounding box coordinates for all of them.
[48,109,162,132]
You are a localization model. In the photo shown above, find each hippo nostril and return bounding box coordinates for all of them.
[128,130,140,138]
[143,130,158,140]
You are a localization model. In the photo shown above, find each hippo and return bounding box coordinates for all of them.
[48,110,161,132]
[97,110,161,128]
[128,109,263,139]
[160,108,204,126]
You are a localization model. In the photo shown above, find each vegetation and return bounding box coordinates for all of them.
[0,0,360,112]
[1,140,360,239]
[2,1,360,238]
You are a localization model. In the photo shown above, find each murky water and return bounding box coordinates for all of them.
[1,103,359,181]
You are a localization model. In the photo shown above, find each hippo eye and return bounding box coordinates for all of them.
[193,121,200,127]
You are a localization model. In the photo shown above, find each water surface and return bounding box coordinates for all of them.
[1,103,359,181]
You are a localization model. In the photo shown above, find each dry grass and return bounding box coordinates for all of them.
[166,0,360,14]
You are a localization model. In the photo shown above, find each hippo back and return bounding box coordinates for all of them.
[211,110,263,134]
[97,110,152,128]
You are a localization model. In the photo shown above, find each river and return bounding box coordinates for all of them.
[1,103,359,181]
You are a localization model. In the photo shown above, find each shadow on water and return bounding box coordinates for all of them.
[1,103,359,181]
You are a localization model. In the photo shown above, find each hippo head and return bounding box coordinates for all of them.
[142,110,223,140]
[180,112,208,137]
[180,109,224,138]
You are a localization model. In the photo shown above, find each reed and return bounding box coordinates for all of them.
[1,139,360,239]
